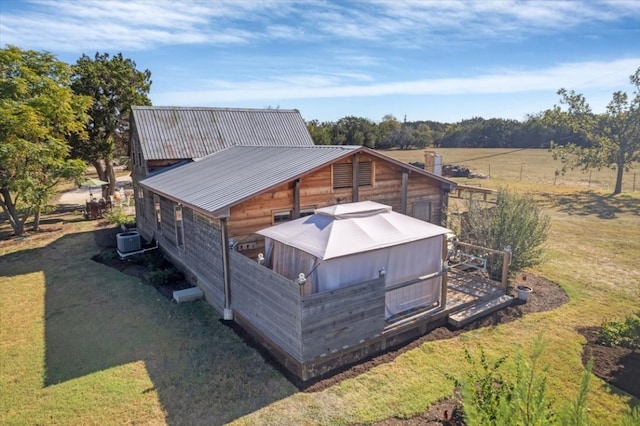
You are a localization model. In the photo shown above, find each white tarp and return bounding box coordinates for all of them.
[256,201,450,318]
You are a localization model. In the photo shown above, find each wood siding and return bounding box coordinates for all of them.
[228,152,445,243]
[229,250,303,360]
[137,194,227,311]
[301,277,385,360]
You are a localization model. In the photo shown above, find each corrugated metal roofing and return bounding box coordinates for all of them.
[140,145,359,216]
[131,106,314,161]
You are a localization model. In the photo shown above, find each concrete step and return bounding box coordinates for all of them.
[173,287,204,303]
[448,294,514,328]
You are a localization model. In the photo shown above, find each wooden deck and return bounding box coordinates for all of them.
[383,268,508,330]
[446,268,505,311]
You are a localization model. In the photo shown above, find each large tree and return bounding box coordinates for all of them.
[0,46,90,236]
[70,52,151,196]
[548,67,640,194]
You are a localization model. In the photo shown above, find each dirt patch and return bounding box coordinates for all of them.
[373,391,465,426]
[90,227,193,299]
[579,327,640,400]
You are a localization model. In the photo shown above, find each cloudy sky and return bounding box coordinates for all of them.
[1,0,639,123]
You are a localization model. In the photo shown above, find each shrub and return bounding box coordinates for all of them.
[447,346,510,425]
[449,338,592,426]
[457,187,550,279]
[105,207,135,226]
[596,312,640,349]
[143,268,183,287]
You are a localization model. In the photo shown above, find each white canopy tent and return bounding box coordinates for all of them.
[256,201,450,319]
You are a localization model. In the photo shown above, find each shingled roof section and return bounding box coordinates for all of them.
[131,106,314,161]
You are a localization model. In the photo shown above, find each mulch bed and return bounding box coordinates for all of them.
[579,327,640,400]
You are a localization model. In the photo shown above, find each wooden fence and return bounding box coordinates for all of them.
[229,251,387,375]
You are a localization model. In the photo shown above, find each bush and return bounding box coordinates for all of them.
[143,268,183,287]
[597,312,640,349]
[105,207,135,226]
[448,337,592,426]
[457,188,550,279]
[447,346,510,425]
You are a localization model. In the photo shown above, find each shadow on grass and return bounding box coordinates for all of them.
[543,191,640,219]
[1,228,296,425]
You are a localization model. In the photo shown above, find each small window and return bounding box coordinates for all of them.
[299,207,315,217]
[175,205,184,249]
[136,186,146,219]
[273,210,292,224]
[413,201,432,222]
[154,194,162,231]
[332,162,373,189]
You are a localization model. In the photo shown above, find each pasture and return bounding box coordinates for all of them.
[1,148,638,425]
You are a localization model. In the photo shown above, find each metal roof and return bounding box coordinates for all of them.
[140,145,359,216]
[131,106,314,161]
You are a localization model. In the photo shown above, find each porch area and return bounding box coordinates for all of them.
[384,268,513,331]
[223,250,514,381]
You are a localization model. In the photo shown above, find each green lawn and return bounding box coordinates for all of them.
[1,148,639,425]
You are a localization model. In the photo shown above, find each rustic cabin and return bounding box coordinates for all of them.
[129,106,513,380]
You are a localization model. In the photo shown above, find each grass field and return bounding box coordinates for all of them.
[387,147,640,193]
[1,148,639,425]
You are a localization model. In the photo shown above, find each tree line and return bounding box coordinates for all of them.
[306,114,587,150]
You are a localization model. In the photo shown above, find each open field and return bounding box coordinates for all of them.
[1,149,639,425]
[386,147,640,193]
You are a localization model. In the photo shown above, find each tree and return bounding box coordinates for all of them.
[0,46,90,236]
[456,188,550,279]
[378,114,401,149]
[547,67,640,195]
[306,119,332,145]
[70,52,151,197]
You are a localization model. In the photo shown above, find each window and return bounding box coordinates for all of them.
[136,186,146,219]
[412,201,432,222]
[332,161,373,189]
[175,205,184,249]
[154,194,162,231]
[299,207,315,217]
[273,210,292,224]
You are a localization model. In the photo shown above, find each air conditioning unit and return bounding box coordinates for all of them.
[116,231,141,253]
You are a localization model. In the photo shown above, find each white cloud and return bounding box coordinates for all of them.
[4,0,638,52]
[152,58,640,105]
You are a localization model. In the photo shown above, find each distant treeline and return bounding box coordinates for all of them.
[306,114,587,149]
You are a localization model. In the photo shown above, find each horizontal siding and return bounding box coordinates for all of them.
[301,277,385,359]
[229,251,303,360]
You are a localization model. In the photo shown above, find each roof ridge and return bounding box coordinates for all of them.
[131,105,300,113]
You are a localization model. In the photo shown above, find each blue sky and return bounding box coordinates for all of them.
[1,0,639,123]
